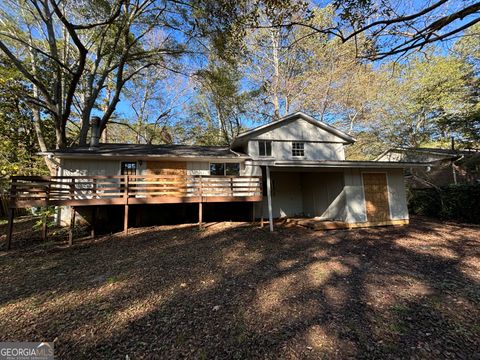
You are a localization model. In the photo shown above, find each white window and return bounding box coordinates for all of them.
[258,141,272,157]
[292,142,305,157]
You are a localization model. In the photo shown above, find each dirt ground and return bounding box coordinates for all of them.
[1,216,479,359]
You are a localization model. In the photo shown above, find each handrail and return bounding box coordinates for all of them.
[9,175,263,206]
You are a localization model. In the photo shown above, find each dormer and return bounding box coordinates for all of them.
[231,112,355,161]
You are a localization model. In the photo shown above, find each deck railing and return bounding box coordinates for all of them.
[9,175,263,208]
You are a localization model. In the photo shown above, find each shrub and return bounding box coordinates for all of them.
[408,184,480,224]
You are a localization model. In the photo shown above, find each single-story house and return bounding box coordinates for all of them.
[376,147,480,188]
[6,112,427,247]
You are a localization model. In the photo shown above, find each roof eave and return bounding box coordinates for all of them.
[249,159,432,168]
[234,112,356,144]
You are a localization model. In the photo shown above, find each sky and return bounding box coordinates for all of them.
[105,0,477,133]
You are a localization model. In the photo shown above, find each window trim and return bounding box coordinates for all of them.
[120,161,137,175]
[291,141,305,157]
[209,162,240,176]
[258,140,272,157]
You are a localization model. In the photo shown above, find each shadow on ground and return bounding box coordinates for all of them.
[0,217,479,359]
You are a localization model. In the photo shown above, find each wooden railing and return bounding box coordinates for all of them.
[9,175,263,208]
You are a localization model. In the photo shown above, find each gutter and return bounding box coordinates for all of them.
[249,159,432,168]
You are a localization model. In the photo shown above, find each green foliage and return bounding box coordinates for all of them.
[370,53,478,147]
[345,132,387,160]
[408,185,480,224]
[0,58,48,187]
[32,206,57,232]
[190,59,253,145]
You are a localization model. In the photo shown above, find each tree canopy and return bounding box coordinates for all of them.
[0,0,478,176]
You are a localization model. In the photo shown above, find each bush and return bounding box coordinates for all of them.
[408,184,480,224]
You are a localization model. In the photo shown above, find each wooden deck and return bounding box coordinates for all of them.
[4,175,263,250]
[8,175,263,208]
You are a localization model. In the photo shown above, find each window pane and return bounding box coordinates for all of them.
[258,141,265,156]
[292,142,304,157]
[266,141,272,156]
[121,162,137,175]
[210,163,225,175]
[225,163,240,176]
[258,140,272,156]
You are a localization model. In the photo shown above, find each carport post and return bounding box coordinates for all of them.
[266,165,274,232]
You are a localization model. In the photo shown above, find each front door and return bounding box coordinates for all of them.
[362,173,390,222]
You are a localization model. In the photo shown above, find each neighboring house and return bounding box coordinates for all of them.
[376,147,480,188]
[6,112,425,247]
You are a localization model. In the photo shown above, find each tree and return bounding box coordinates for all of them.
[369,54,478,147]
[0,57,50,184]
[122,61,190,145]
[241,4,319,120]
[0,0,187,149]
[190,57,252,145]
[193,0,480,61]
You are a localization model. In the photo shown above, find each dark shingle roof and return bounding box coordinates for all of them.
[46,143,248,158]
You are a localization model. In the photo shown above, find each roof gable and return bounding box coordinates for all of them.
[232,112,356,147]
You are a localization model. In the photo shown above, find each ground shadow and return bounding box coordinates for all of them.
[0,217,479,359]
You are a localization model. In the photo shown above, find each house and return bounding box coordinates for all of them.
[376,147,480,188]
[5,112,426,248]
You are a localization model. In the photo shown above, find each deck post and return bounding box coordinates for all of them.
[266,165,274,232]
[252,202,256,224]
[68,206,75,246]
[91,206,97,238]
[124,205,129,235]
[198,176,203,229]
[124,175,129,235]
[198,202,203,229]
[6,208,14,250]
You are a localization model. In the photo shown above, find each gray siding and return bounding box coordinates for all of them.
[343,168,368,223]
[260,172,303,218]
[187,161,209,175]
[343,168,409,223]
[301,172,345,220]
[244,117,347,161]
[387,169,409,220]
[61,159,120,176]
[256,118,342,142]
[248,140,345,161]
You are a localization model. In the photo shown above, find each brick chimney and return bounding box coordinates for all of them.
[89,116,101,149]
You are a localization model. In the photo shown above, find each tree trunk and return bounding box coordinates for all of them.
[28,31,56,174]
[270,27,281,120]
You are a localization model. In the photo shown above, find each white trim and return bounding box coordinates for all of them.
[252,160,429,168]
[257,140,273,157]
[233,112,356,145]
[208,161,241,176]
[361,171,393,222]
[266,165,274,232]
[119,160,138,176]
